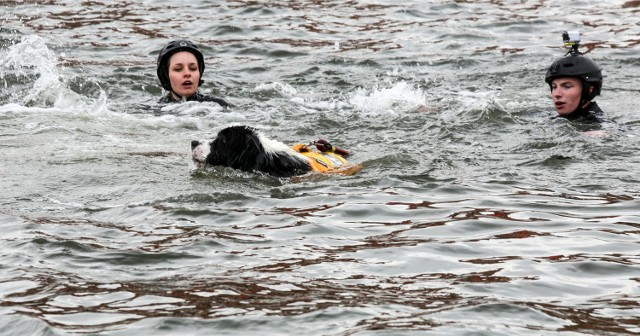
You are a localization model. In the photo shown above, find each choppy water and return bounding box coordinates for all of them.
[1,1,640,335]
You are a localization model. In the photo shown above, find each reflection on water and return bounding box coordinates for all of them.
[1,0,640,335]
[3,186,639,334]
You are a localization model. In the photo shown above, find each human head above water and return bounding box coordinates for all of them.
[544,32,603,115]
[157,40,205,96]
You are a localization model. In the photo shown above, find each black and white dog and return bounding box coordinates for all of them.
[191,125,362,177]
[191,126,315,177]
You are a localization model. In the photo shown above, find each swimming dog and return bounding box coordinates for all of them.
[191,125,361,177]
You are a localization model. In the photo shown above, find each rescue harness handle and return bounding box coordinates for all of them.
[313,139,351,157]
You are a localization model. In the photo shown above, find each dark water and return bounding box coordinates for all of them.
[1,1,640,335]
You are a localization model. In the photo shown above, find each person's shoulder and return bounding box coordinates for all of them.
[562,102,604,123]
[190,93,232,107]
[584,102,607,123]
[587,102,604,115]
[158,93,175,104]
[158,93,232,107]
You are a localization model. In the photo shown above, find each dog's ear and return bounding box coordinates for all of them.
[207,126,265,173]
[234,129,266,171]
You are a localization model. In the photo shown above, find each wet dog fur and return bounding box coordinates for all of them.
[191,126,314,177]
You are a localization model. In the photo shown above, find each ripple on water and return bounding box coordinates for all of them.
[1,0,640,335]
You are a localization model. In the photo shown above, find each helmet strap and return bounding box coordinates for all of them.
[580,83,595,106]
[171,90,185,102]
[573,83,594,114]
[170,89,199,102]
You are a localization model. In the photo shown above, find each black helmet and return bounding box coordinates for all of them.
[156,40,205,91]
[545,52,602,102]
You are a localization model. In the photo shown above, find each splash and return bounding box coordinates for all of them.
[160,101,227,115]
[253,82,298,96]
[348,81,427,116]
[1,35,62,106]
[0,35,105,111]
[437,89,514,124]
[2,36,57,73]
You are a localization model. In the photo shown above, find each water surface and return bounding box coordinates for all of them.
[1,1,640,335]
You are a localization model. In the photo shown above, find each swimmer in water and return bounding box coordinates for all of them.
[544,31,603,123]
[156,40,230,107]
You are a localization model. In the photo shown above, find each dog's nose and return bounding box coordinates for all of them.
[191,140,200,149]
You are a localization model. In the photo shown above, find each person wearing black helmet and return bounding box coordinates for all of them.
[545,31,603,122]
[156,40,230,107]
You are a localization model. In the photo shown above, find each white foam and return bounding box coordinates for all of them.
[2,35,57,74]
[160,101,227,116]
[0,103,63,115]
[253,82,298,96]
[2,35,63,106]
[281,80,427,117]
[296,99,351,111]
[1,35,110,114]
[348,80,427,115]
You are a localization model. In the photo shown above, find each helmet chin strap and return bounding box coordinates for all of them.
[171,90,193,102]
[573,83,593,114]
[170,90,182,101]
[580,83,594,108]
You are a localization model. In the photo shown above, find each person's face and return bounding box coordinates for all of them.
[168,51,200,98]
[550,77,582,116]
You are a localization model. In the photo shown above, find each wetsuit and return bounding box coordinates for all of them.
[559,101,603,123]
[555,102,608,132]
[159,92,231,107]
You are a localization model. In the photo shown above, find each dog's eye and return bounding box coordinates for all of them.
[191,140,200,149]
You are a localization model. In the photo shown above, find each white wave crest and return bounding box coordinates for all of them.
[1,35,109,113]
[348,81,427,116]
[253,82,298,96]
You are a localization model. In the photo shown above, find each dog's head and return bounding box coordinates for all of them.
[191,126,311,177]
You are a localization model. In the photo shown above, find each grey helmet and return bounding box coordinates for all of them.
[157,40,205,91]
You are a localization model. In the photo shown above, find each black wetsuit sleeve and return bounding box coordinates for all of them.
[158,92,232,108]
[191,93,232,107]
[563,102,604,123]
[200,95,232,108]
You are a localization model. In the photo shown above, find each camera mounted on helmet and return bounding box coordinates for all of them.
[562,30,581,55]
